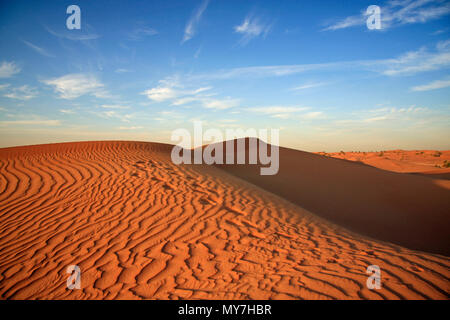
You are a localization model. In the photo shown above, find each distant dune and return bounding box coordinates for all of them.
[0,141,449,299]
[319,150,450,174]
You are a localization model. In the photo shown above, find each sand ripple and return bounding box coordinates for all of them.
[0,141,448,299]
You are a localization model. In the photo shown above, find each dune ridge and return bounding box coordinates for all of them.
[0,141,449,300]
[215,140,450,256]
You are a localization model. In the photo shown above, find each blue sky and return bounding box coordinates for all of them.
[0,0,449,151]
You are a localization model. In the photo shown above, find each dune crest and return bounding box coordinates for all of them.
[216,140,450,256]
[0,141,449,299]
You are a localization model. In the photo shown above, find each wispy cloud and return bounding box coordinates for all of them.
[323,0,450,31]
[191,62,340,80]
[337,106,430,125]
[93,110,134,123]
[142,77,212,103]
[411,79,450,91]
[202,97,240,110]
[142,77,241,111]
[0,61,20,78]
[363,115,390,123]
[118,126,143,130]
[194,46,202,59]
[323,15,365,32]
[249,106,310,119]
[46,26,101,41]
[3,85,37,100]
[191,40,450,80]
[127,26,158,41]
[377,40,450,75]
[291,82,328,91]
[182,0,209,43]
[42,73,109,99]
[100,104,130,109]
[234,14,273,45]
[115,68,132,73]
[22,40,54,57]
[59,109,76,114]
[142,81,179,102]
[171,96,201,106]
[300,111,325,120]
[0,119,61,126]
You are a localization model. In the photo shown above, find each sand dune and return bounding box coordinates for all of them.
[0,141,449,299]
[217,141,450,256]
[319,150,450,174]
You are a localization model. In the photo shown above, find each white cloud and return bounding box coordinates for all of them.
[411,79,450,91]
[323,15,365,31]
[0,84,10,90]
[100,104,130,109]
[93,110,134,123]
[171,96,202,106]
[46,26,101,41]
[118,126,143,130]
[234,14,272,45]
[3,85,37,100]
[249,106,311,119]
[291,82,328,91]
[59,109,76,114]
[0,119,61,126]
[115,68,132,73]
[218,41,450,79]
[191,62,343,80]
[143,86,178,102]
[42,74,109,99]
[143,77,212,104]
[363,116,389,123]
[182,0,209,43]
[127,26,158,41]
[338,106,430,125]
[22,40,54,57]
[186,40,449,82]
[143,79,238,110]
[249,106,308,115]
[324,0,450,31]
[379,41,450,75]
[300,111,325,120]
[191,86,212,94]
[194,46,202,59]
[0,61,20,78]
[202,97,239,110]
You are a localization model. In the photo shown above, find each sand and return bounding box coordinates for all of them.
[0,141,449,299]
[319,150,450,174]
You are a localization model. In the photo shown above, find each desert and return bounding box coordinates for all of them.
[0,140,448,300]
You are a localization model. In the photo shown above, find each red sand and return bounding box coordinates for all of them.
[0,141,449,299]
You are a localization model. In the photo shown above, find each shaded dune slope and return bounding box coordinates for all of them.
[214,139,450,256]
[0,141,448,300]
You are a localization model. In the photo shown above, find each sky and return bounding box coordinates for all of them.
[0,0,449,152]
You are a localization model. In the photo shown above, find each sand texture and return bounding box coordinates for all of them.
[0,141,448,299]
